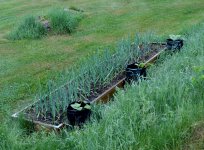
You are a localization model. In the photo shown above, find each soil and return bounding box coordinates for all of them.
[19,42,166,127]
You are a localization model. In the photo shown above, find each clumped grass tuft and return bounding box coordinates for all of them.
[8,16,47,40]
[48,8,82,34]
[8,8,82,40]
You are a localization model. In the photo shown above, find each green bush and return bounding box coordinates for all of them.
[8,16,46,40]
[48,8,81,34]
[8,8,82,40]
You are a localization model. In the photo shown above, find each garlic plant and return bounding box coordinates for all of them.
[31,33,158,121]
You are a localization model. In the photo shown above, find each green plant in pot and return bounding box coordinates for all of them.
[166,34,184,50]
[125,62,147,83]
[67,100,91,126]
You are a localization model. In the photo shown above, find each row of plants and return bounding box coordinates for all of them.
[8,8,82,40]
[58,24,204,149]
[20,33,161,125]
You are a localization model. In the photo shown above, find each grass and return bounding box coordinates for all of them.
[47,8,82,35]
[8,8,82,40]
[0,0,204,149]
[8,15,47,40]
[26,32,157,122]
[1,0,204,115]
[1,22,204,150]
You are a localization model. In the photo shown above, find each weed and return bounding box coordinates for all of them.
[8,15,47,40]
[48,8,82,34]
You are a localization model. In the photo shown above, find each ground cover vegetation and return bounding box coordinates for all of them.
[8,8,82,40]
[1,22,204,150]
[0,0,204,149]
[0,0,204,115]
[8,15,47,40]
[21,32,159,125]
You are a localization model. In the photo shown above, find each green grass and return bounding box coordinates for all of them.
[28,33,158,122]
[48,8,82,35]
[7,8,82,40]
[0,0,204,149]
[8,15,47,40]
[1,22,204,150]
[1,0,204,114]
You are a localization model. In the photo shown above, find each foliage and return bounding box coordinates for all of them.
[71,101,91,111]
[8,16,47,40]
[1,23,203,150]
[30,32,161,120]
[169,34,182,40]
[192,66,204,93]
[48,8,82,34]
[1,0,204,113]
[1,22,204,150]
[192,66,204,83]
[1,0,204,149]
[8,8,82,40]
[56,22,204,150]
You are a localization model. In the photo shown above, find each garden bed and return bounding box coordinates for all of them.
[12,42,167,131]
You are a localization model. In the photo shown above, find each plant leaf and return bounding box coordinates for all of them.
[169,34,181,40]
[75,107,83,111]
[138,63,145,68]
[84,104,91,110]
[71,103,81,109]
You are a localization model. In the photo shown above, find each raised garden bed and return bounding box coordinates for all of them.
[12,42,167,131]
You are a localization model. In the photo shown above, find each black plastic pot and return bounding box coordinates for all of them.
[67,101,91,126]
[166,39,183,51]
[125,63,147,83]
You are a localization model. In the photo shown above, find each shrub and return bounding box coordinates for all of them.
[48,8,81,34]
[8,15,47,40]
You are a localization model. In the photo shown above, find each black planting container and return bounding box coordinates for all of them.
[166,38,183,51]
[125,63,147,83]
[67,101,91,126]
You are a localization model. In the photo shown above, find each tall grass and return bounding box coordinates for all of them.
[8,15,47,40]
[65,23,204,149]
[8,8,82,40]
[48,8,82,34]
[42,23,204,150]
[1,24,204,150]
